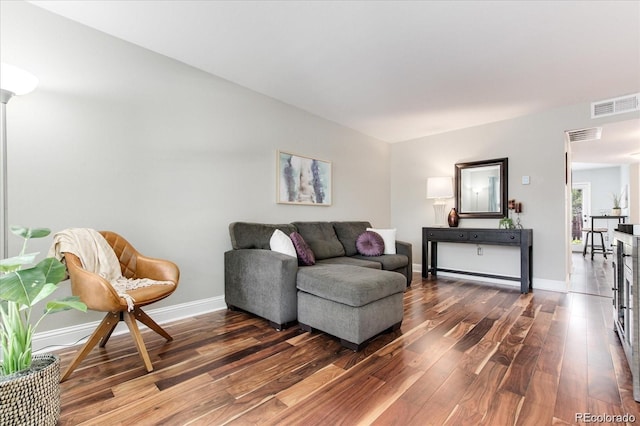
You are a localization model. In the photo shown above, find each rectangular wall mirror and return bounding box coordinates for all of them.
[455,158,508,218]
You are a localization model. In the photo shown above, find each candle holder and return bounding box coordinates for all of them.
[507,200,524,229]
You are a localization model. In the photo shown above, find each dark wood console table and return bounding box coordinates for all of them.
[422,227,533,293]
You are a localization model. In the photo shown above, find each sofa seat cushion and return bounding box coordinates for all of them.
[315,256,381,269]
[331,221,371,256]
[297,265,405,307]
[293,222,345,260]
[352,254,408,271]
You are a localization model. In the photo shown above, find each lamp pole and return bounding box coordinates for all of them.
[1,90,11,259]
[0,63,38,259]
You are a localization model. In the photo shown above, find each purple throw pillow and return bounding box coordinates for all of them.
[356,231,385,257]
[290,232,316,266]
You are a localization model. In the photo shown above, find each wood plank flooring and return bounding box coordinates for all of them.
[55,257,640,425]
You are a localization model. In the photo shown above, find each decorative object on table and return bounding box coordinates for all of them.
[499,217,514,229]
[504,199,524,229]
[514,202,523,228]
[426,176,454,227]
[1,63,39,260]
[447,208,460,227]
[277,151,332,206]
[612,192,622,216]
[0,226,87,426]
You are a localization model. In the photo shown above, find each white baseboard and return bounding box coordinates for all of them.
[414,260,568,294]
[532,278,569,293]
[33,296,227,354]
[435,271,567,293]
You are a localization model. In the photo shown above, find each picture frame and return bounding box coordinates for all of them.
[277,151,332,206]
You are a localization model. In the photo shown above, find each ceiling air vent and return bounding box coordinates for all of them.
[566,127,602,142]
[591,93,640,118]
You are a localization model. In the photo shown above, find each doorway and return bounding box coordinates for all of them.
[571,182,591,252]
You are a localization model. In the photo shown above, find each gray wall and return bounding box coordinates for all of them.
[571,166,625,249]
[572,166,623,216]
[1,2,392,332]
[390,104,640,292]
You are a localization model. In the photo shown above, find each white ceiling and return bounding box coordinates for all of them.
[571,118,640,169]
[29,0,640,164]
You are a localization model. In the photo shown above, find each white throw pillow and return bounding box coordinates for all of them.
[270,229,297,258]
[367,228,397,255]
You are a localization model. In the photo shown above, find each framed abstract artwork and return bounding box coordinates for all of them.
[277,151,332,206]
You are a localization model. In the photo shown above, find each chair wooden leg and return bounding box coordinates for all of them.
[123,311,154,373]
[98,315,120,348]
[133,307,173,341]
[61,312,120,382]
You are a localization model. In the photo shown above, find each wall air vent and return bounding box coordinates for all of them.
[566,127,602,142]
[591,93,640,118]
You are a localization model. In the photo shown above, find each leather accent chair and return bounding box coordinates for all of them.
[60,231,179,382]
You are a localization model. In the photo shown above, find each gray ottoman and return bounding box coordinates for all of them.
[297,264,405,350]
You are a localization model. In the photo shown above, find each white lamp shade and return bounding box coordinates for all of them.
[426,177,453,199]
[1,63,39,96]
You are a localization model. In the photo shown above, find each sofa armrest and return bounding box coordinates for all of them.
[395,240,413,283]
[224,249,299,327]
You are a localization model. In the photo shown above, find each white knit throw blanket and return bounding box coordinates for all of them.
[48,228,172,311]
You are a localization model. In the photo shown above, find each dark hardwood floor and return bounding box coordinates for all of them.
[55,257,640,425]
[569,251,615,297]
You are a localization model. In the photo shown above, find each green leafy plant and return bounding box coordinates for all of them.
[499,217,514,229]
[0,226,86,376]
[612,192,622,209]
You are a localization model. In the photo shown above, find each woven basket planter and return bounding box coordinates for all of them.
[0,354,61,426]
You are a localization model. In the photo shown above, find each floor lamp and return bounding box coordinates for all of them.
[0,63,38,259]
[426,176,454,227]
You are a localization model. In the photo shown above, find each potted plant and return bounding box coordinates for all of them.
[499,217,514,229]
[612,193,622,216]
[0,226,86,426]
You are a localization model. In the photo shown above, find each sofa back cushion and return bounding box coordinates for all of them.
[290,232,316,265]
[331,221,372,256]
[292,221,345,260]
[356,231,385,256]
[229,222,297,250]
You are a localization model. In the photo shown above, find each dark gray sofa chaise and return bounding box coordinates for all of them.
[224,221,412,349]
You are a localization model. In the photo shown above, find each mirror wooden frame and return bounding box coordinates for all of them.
[455,158,508,219]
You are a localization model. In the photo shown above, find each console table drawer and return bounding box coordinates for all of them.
[425,229,468,242]
[469,230,521,244]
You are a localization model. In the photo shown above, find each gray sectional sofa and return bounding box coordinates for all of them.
[224,221,412,349]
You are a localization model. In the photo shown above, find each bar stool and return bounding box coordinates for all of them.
[582,227,608,260]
